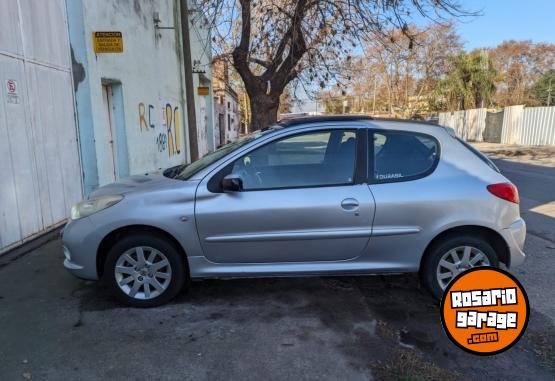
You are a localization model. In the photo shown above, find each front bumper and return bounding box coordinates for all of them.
[61,217,102,280]
[501,217,526,268]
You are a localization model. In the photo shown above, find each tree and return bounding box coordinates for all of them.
[432,51,497,111]
[199,0,470,130]
[489,41,555,106]
[316,22,462,117]
[531,69,555,106]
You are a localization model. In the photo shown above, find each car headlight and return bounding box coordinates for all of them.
[70,195,123,220]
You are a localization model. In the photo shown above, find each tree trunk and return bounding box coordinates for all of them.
[249,94,280,131]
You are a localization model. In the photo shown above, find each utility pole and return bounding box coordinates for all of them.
[372,76,377,115]
[180,0,198,162]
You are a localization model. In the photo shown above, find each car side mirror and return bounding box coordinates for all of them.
[222,174,243,192]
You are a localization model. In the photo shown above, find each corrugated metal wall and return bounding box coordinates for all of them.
[438,108,487,141]
[500,105,525,144]
[0,0,82,251]
[519,106,555,145]
[440,105,555,145]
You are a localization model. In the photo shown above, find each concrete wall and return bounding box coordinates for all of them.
[68,0,193,192]
[483,110,504,143]
[0,0,83,251]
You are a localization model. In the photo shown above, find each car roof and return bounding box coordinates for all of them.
[277,114,441,128]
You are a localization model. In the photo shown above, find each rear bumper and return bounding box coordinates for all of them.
[501,218,526,268]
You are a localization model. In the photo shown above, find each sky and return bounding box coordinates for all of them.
[293,0,555,112]
[456,0,555,50]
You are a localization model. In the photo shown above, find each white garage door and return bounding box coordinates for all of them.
[0,0,82,251]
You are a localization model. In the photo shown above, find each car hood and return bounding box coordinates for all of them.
[89,173,183,198]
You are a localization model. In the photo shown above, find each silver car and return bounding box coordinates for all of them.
[62,116,526,307]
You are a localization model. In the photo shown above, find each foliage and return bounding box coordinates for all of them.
[531,69,555,106]
[432,51,498,111]
[318,23,463,117]
[489,41,555,106]
[322,33,555,113]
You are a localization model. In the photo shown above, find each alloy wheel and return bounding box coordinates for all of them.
[436,246,490,290]
[114,246,172,300]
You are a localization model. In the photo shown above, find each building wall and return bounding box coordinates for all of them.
[188,2,215,157]
[212,59,241,146]
[68,0,192,192]
[0,0,83,251]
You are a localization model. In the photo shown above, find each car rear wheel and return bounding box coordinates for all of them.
[420,234,499,301]
[104,234,187,307]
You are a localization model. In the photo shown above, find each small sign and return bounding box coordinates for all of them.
[197,86,209,96]
[93,31,123,53]
[5,79,20,104]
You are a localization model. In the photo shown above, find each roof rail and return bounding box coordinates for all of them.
[370,117,441,127]
[277,114,373,127]
[276,114,444,128]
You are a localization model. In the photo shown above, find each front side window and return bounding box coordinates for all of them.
[372,131,439,182]
[167,128,276,180]
[230,129,357,190]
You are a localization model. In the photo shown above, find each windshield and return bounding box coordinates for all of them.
[165,128,277,180]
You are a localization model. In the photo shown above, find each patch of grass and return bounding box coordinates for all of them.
[372,349,460,381]
[373,320,460,380]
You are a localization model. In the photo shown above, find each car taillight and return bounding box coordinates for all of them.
[487,183,519,204]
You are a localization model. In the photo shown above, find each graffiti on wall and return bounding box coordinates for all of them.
[138,102,155,131]
[138,101,182,157]
[164,103,181,156]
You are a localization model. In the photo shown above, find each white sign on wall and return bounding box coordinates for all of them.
[5,79,20,104]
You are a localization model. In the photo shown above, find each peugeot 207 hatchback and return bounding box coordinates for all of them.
[62,116,526,307]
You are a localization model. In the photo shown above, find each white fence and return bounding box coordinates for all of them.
[439,108,487,142]
[439,105,555,145]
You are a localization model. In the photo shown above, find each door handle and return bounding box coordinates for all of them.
[341,198,359,210]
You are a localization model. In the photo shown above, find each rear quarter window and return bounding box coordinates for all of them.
[371,130,440,183]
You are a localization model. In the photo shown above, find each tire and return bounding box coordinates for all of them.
[420,234,499,301]
[104,233,187,307]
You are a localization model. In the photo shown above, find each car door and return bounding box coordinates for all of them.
[194,127,375,264]
[365,129,442,269]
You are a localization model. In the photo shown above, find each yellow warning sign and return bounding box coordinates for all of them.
[197,87,210,96]
[93,32,123,53]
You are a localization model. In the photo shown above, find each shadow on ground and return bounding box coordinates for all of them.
[78,271,554,380]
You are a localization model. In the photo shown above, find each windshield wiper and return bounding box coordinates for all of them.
[163,164,188,179]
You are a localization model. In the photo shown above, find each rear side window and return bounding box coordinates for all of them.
[456,138,500,172]
[371,131,439,182]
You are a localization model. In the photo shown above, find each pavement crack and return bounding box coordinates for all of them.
[70,283,89,328]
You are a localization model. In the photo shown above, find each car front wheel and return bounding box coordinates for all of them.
[104,233,187,307]
[420,234,499,300]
